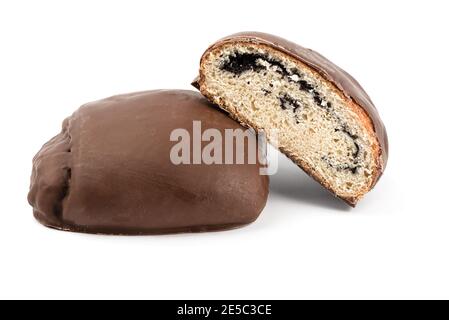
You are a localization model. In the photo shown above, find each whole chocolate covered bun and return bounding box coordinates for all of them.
[28,90,269,235]
[194,32,388,206]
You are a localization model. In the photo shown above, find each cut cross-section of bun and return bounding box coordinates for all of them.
[193,32,388,206]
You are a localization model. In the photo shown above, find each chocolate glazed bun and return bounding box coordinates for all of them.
[193,32,388,206]
[28,90,269,235]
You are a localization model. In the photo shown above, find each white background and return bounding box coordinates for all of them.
[1,0,448,300]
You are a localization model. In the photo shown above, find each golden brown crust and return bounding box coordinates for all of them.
[196,35,387,206]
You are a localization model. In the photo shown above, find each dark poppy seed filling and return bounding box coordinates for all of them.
[261,89,272,96]
[279,93,302,112]
[221,53,289,76]
[221,52,362,174]
[321,156,359,174]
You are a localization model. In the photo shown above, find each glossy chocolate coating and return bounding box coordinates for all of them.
[193,32,388,170]
[28,90,269,235]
